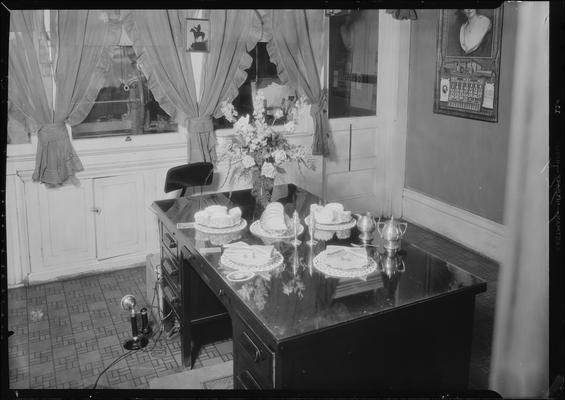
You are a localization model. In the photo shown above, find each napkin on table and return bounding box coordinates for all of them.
[324,246,368,270]
[223,242,275,267]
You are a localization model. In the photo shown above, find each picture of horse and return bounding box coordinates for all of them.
[187,18,209,52]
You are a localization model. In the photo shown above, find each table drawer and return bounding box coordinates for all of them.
[161,223,178,258]
[234,315,273,388]
[236,368,264,390]
[161,250,180,289]
[189,253,231,309]
[161,275,182,321]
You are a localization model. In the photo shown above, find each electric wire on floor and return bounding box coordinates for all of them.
[90,274,168,394]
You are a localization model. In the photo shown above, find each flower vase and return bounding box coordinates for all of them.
[251,171,274,214]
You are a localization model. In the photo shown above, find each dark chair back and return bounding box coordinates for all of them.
[164,162,214,196]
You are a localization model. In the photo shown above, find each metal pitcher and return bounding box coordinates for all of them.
[354,212,377,242]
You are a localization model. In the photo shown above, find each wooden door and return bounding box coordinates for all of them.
[93,174,145,259]
[35,179,96,268]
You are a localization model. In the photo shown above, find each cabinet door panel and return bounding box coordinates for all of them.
[94,175,145,259]
[37,180,96,267]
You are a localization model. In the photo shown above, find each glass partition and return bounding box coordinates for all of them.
[328,10,379,118]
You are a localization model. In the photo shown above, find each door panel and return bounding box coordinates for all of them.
[37,180,96,268]
[94,175,145,259]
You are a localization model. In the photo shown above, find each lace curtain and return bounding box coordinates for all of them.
[8,10,120,186]
[124,9,262,162]
[265,9,329,156]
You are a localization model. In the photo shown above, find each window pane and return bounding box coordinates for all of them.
[213,42,298,129]
[73,46,177,139]
[329,10,379,118]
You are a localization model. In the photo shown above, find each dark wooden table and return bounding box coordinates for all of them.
[151,184,487,391]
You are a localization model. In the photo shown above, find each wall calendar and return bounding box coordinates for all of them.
[434,8,503,122]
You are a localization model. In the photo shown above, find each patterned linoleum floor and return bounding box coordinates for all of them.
[7,267,233,390]
[7,223,499,391]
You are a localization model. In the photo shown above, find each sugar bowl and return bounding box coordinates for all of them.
[377,216,407,252]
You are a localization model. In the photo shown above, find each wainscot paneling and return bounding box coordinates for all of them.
[402,188,506,262]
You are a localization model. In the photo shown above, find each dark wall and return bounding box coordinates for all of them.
[404,4,519,224]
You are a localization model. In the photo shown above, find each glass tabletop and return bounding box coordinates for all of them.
[153,184,486,342]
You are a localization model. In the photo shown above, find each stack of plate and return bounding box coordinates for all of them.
[220,242,283,272]
[313,246,377,278]
[194,205,247,234]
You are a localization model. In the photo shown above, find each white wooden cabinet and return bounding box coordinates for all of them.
[27,175,146,269]
[33,180,96,267]
[6,132,187,286]
[93,174,145,259]
[20,170,172,284]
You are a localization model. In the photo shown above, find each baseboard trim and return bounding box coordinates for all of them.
[24,251,154,285]
[402,188,505,262]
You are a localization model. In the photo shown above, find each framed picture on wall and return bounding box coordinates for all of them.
[434,8,503,122]
[186,18,210,53]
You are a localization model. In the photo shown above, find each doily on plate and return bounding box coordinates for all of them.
[194,219,247,234]
[226,270,255,282]
[305,215,356,231]
[250,221,304,240]
[220,248,284,273]
[313,251,377,278]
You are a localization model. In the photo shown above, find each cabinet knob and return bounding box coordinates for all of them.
[90,207,101,214]
[218,289,225,297]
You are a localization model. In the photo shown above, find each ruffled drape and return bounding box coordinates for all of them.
[8,10,120,186]
[32,123,83,185]
[122,10,199,125]
[196,9,262,162]
[265,10,329,156]
[124,9,262,163]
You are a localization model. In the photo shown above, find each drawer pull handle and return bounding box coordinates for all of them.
[218,289,225,297]
[164,232,177,249]
[240,331,263,363]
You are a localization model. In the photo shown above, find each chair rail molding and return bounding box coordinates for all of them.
[402,187,506,262]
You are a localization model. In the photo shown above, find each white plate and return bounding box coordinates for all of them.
[305,215,357,231]
[194,219,247,234]
[220,248,284,272]
[250,220,304,240]
[313,250,377,278]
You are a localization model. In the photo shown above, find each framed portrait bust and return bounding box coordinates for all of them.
[434,8,503,122]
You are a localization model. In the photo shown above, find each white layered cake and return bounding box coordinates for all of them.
[194,205,242,228]
[260,202,292,235]
[310,202,352,224]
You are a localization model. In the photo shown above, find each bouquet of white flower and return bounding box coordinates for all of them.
[218,91,315,208]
